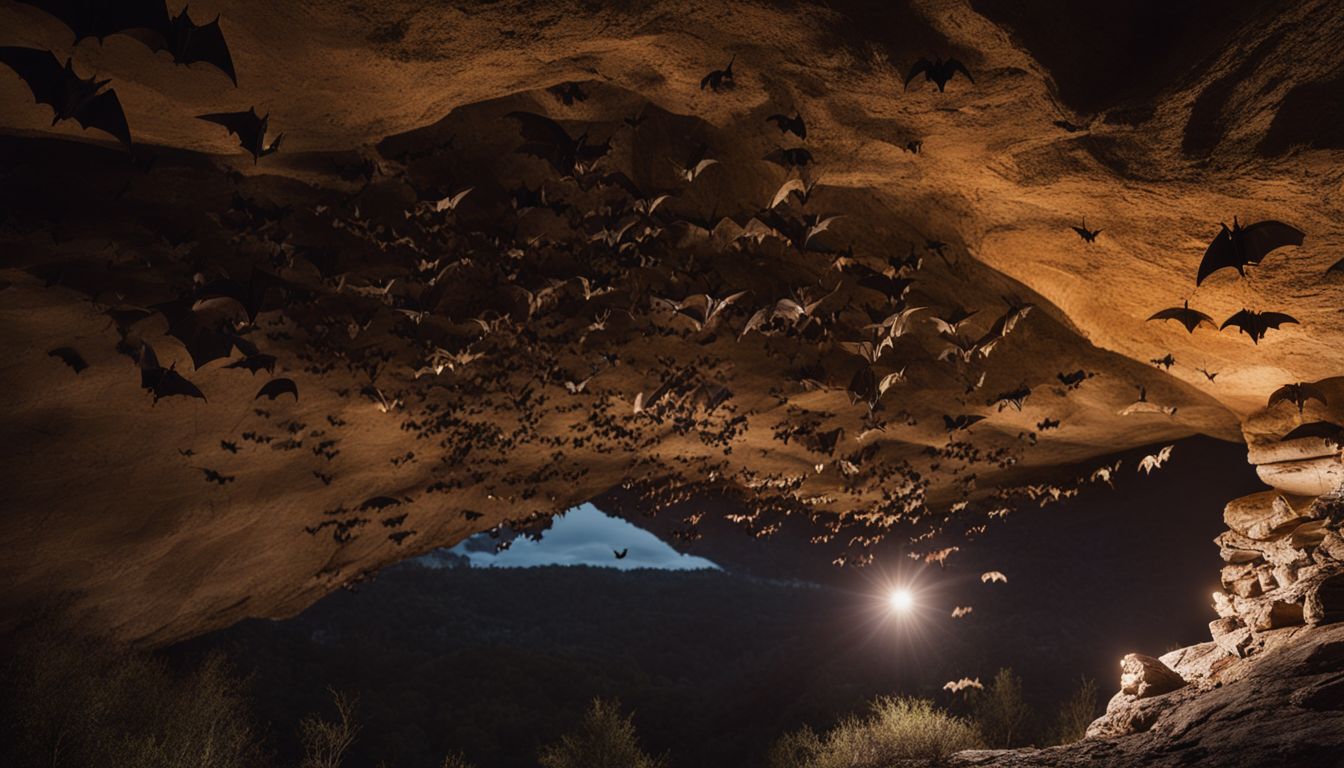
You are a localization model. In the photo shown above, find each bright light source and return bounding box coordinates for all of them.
[888,588,914,613]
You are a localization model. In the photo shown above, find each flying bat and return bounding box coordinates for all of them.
[769,176,820,208]
[613,548,628,559]
[950,606,973,619]
[765,112,806,139]
[1268,382,1328,414]
[506,110,610,177]
[0,46,132,149]
[197,108,282,163]
[980,571,1007,584]
[1138,444,1174,475]
[989,386,1031,412]
[200,468,235,485]
[48,346,87,373]
[944,677,983,693]
[1037,417,1060,431]
[700,55,735,91]
[1148,301,1215,333]
[547,82,587,105]
[1221,309,1298,344]
[1057,369,1095,389]
[674,143,719,182]
[1151,353,1175,370]
[138,342,206,404]
[146,7,236,84]
[1196,218,1305,285]
[763,147,813,170]
[13,0,168,43]
[1071,222,1100,243]
[904,56,974,92]
[255,377,298,401]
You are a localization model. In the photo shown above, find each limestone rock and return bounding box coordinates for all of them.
[1160,640,1230,682]
[1245,599,1304,631]
[1209,617,1253,658]
[1223,491,1314,540]
[1120,653,1187,698]
[1304,572,1344,626]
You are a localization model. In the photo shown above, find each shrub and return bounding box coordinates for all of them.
[299,688,360,768]
[770,697,981,768]
[1050,677,1099,745]
[538,698,665,768]
[970,668,1032,748]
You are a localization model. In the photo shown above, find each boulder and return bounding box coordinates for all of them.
[1223,491,1315,540]
[1304,572,1344,626]
[1160,640,1230,682]
[1209,617,1253,658]
[1246,599,1305,631]
[1120,653,1187,698]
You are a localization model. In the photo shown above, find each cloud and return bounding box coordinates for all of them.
[450,504,718,571]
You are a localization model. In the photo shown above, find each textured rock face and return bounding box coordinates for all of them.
[953,623,1344,768]
[0,0,1342,643]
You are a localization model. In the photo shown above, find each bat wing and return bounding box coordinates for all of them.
[48,346,87,372]
[256,377,298,401]
[766,114,788,130]
[0,46,68,110]
[1260,311,1299,330]
[154,368,206,402]
[197,109,260,140]
[904,58,931,88]
[1196,226,1239,285]
[949,58,975,83]
[1220,309,1254,336]
[1241,220,1304,263]
[76,88,131,149]
[1147,305,1214,333]
[177,16,237,85]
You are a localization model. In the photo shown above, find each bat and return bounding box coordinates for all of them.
[944,677,983,693]
[14,0,167,43]
[1036,417,1060,431]
[359,496,402,511]
[505,111,609,178]
[1196,218,1305,285]
[943,414,985,433]
[1071,222,1100,242]
[388,531,414,545]
[220,440,239,453]
[1220,309,1298,344]
[989,386,1031,412]
[903,139,922,154]
[700,55,735,91]
[674,143,719,182]
[0,47,132,149]
[1138,444,1174,475]
[224,353,277,374]
[255,377,298,401]
[950,606,973,619]
[765,112,806,139]
[1151,353,1175,370]
[928,306,977,336]
[547,82,587,105]
[138,342,206,403]
[980,570,1007,584]
[147,7,236,84]
[763,147,813,169]
[1268,382,1328,414]
[1280,421,1343,444]
[1148,300,1215,333]
[1057,369,1094,389]
[1119,385,1175,417]
[151,299,238,369]
[613,548,628,559]
[904,56,974,92]
[48,346,87,372]
[200,468,235,485]
[197,108,282,163]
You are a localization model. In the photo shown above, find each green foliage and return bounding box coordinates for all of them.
[538,698,665,768]
[770,697,981,768]
[299,688,360,768]
[971,668,1033,748]
[1049,677,1099,745]
[0,624,264,768]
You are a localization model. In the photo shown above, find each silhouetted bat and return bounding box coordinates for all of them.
[943,414,985,433]
[506,111,609,177]
[201,468,235,485]
[547,82,587,105]
[1196,218,1304,285]
[197,108,282,163]
[1220,309,1298,344]
[48,346,87,372]
[0,47,132,149]
[1071,223,1100,243]
[1150,353,1175,370]
[700,55,735,91]
[613,548,628,559]
[360,495,402,511]
[15,0,167,44]
[1147,301,1215,333]
[388,530,415,545]
[1057,370,1094,389]
[220,440,239,453]
[138,342,206,403]
[1036,417,1060,431]
[255,377,298,401]
[152,299,237,368]
[904,56,974,92]
[763,147,813,169]
[224,353,277,374]
[989,386,1031,412]
[1280,421,1343,444]
[765,112,806,139]
[146,7,236,84]
[1268,382,1327,414]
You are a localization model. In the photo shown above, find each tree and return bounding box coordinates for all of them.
[538,698,665,768]
[1051,677,1099,744]
[971,668,1032,748]
[299,688,359,768]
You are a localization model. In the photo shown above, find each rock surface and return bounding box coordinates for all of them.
[952,623,1344,768]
